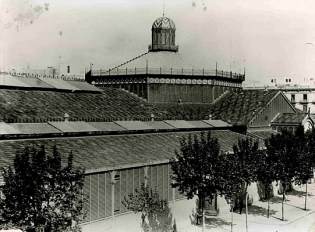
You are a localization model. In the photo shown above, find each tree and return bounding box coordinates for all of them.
[296,126,314,210]
[122,183,174,232]
[256,149,275,218]
[232,138,260,214]
[0,145,85,232]
[170,131,222,232]
[265,129,299,221]
[217,152,243,232]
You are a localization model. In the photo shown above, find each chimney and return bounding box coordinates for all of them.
[151,113,155,122]
[64,113,69,122]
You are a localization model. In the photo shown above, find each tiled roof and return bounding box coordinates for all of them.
[210,89,281,125]
[0,130,260,173]
[271,113,308,124]
[247,130,278,140]
[0,88,164,123]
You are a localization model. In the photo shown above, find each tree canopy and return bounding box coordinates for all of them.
[0,145,85,232]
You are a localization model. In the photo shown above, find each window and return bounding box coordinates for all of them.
[303,94,308,101]
[286,79,288,82]
[289,79,291,82]
[271,79,273,83]
[303,105,308,112]
[67,66,70,73]
[291,94,295,102]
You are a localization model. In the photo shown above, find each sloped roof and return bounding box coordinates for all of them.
[271,113,311,124]
[210,89,292,126]
[0,75,29,87]
[0,130,259,173]
[110,51,200,71]
[247,130,279,140]
[10,123,61,134]
[0,88,164,123]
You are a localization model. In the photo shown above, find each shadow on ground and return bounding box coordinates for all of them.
[247,204,277,217]
[269,196,283,204]
[287,189,313,198]
[205,217,231,230]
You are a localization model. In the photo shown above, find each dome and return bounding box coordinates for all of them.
[152,17,176,30]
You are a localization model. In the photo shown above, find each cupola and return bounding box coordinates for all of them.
[148,17,178,52]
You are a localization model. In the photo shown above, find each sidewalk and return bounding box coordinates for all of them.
[180,183,315,232]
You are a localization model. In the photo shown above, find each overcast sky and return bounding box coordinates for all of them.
[1,0,315,84]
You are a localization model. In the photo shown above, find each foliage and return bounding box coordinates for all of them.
[232,138,260,213]
[123,184,174,232]
[296,127,315,185]
[170,131,222,213]
[216,152,243,205]
[0,145,85,232]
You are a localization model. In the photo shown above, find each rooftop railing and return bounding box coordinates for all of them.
[91,68,245,81]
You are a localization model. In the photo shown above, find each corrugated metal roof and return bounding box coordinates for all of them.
[143,121,176,130]
[39,78,80,90]
[86,122,127,131]
[10,123,61,134]
[203,120,232,127]
[0,75,30,87]
[164,120,196,129]
[114,121,154,130]
[0,123,22,134]
[48,122,99,133]
[64,81,102,92]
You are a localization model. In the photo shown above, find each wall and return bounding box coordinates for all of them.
[81,163,183,226]
[251,93,296,127]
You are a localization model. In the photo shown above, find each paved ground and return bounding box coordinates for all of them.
[181,182,315,232]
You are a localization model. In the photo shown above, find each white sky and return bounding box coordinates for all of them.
[1,0,315,84]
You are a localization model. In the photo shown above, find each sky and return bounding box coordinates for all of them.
[1,0,315,85]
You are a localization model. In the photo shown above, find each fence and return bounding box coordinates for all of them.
[91,68,245,80]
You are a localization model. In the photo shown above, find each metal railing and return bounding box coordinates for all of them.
[91,68,245,80]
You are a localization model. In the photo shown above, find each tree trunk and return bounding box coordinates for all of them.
[202,207,205,232]
[267,198,270,218]
[305,182,308,210]
[231,204,234,232]
[282,190,285,221]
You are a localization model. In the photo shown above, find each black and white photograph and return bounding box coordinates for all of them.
[1,0,315,231]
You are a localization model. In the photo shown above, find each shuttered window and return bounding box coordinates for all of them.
[105,173,112,218]
[114,171,121,215]
[90,174,99,221]
[99,173,106,219]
